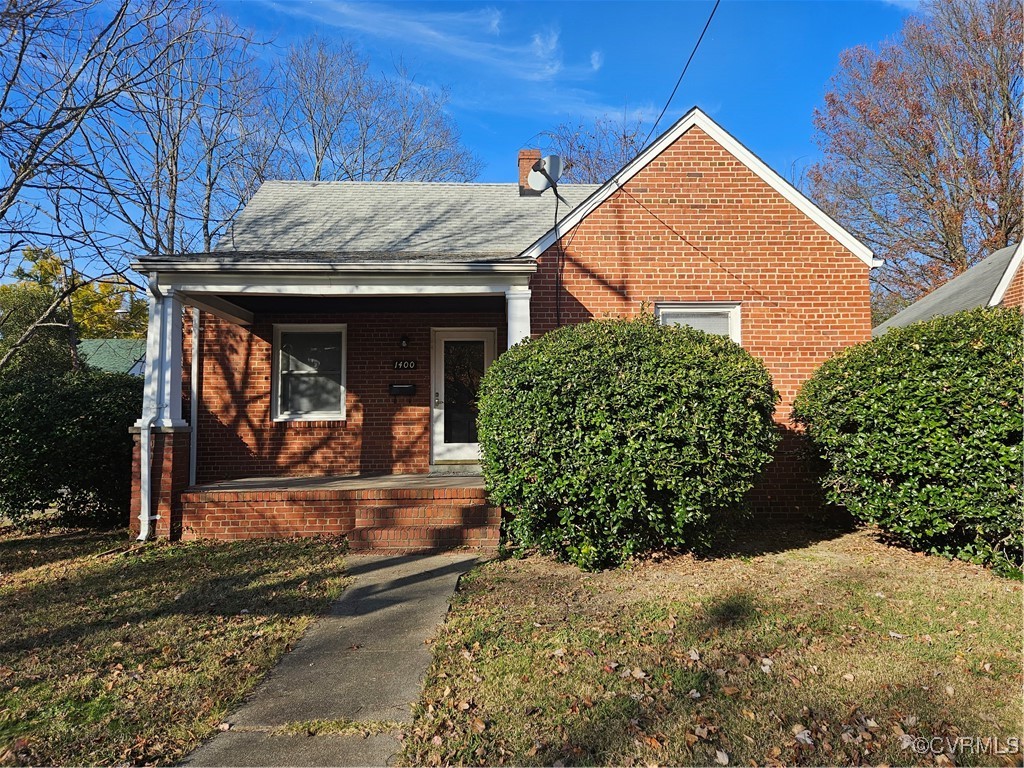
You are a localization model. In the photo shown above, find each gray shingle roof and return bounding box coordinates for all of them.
[211,180,600,262]
[873,243,1021,336]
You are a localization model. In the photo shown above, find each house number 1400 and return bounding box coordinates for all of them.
[394,360,417,369]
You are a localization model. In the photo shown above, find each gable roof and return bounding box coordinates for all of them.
[78,338,146,375]
[519,107,877,268]
[212,181,599,263]
[872,242,1022,336]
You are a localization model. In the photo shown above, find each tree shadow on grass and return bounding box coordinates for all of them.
[703,512,856,560]
[0,540,347,657]
[0,528,124,575]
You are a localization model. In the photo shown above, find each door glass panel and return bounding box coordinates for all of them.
[444,340,485,444]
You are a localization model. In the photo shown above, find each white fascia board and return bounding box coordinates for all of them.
[988,242,1024,306]
[133,260,537,275]
[518,107,875,268]
[160,270,530,296]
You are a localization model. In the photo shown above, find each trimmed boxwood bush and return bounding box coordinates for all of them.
[477,315,780,570]
[792,307,1023,573]
[0,370,143,528]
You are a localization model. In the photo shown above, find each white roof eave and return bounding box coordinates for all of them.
[518,107,876,268]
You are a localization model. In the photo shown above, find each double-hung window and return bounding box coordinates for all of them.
[272,324,347,421]
[655,302,742,343]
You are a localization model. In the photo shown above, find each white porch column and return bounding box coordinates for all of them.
[138,281,164,424]
[157,288,185,426]
[138,282,186,427]
[505,287,532,348]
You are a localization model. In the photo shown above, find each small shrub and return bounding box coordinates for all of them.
[0,370,143,528]
[792,307,1023,573]
[477,315,780,570]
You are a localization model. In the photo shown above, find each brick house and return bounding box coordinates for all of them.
[131,107,878,550]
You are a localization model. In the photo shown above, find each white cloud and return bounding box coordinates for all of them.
[877,0,925,11]
[261,0,568,82]
[484,8,502,35]
[590,50,603,71]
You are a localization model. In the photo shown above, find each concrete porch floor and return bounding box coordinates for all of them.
[191,472,485,493]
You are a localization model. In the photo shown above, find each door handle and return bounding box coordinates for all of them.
[434,392,444,406]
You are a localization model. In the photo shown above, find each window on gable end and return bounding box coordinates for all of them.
[655,302,741,344]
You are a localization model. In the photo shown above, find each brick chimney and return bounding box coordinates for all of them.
[518,149,542,196]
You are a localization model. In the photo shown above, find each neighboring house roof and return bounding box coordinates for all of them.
[211,181,600,263]
[873,242,1022,336]
[78,338,146,375]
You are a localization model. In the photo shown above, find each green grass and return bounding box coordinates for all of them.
[404,527,1023,767]
[0,529,349,766]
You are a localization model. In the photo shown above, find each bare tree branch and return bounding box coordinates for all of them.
[809,0,1022,302]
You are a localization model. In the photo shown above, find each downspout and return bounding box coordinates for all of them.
[188,306,199,486]
[137,277,163,542]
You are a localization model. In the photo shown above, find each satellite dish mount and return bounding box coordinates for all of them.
[528,155,567,204]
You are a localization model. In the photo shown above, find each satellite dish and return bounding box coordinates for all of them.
[527,155,564,193]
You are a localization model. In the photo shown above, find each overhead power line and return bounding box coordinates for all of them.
[642,0,721,148]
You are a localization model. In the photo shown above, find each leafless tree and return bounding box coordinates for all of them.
[0,0,220,268]
[808,0,1022,302]
[0,0,273,373]
[540,113,648,184]
[271,35,481,182]
[65,5,275,268]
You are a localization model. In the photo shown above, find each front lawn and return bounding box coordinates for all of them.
[0,529,349,766]
[405,526,1022,767]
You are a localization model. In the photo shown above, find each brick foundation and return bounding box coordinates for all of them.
[130,427,191,539]
[178,485,499,552]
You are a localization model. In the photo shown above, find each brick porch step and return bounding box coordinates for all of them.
[346,524,499,553]
[177,474,500,551]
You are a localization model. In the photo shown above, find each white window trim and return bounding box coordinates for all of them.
[655,302,742,344]
[271,323,348,422]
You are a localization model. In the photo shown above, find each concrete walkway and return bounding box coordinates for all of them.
[183,554,478,767]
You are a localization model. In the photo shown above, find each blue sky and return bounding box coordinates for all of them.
[226,1,916,182]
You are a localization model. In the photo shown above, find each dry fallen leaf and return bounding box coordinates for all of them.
[722,686,740,696]
[715,749,729,765]
[471,718,487,734]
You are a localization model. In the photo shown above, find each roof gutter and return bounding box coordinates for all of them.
[129,260,538,274]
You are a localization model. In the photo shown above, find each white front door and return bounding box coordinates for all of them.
[431,328,496,463]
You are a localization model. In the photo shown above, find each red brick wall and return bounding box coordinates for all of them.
[192,309,506,483]
[530,125,872,513]
[130,429,191,538]
[1000,262,1023,307]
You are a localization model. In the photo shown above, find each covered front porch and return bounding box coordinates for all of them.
[132,259,531,545]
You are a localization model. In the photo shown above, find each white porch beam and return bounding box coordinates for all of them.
[506,287,532,347]
[164,281,529,296]
[182,293,254,326]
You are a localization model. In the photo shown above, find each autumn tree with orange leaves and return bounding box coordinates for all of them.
[809,0,1022,312]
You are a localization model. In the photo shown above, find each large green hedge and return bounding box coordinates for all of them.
[477,315,780,569]
[0,370,143,528]
[792,307,1023,573]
